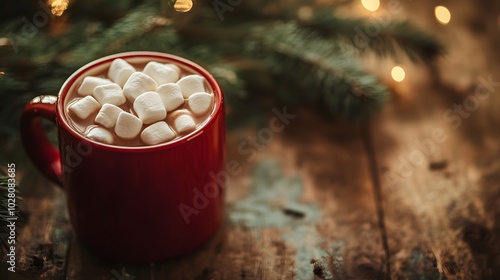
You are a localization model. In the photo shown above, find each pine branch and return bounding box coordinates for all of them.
[301,11,445,61]
[247,22,389,119]
[65,4,171,67]
[0,0,443,134]
[211,3,443,62]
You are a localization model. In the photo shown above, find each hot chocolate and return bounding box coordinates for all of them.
[64,58,214,146]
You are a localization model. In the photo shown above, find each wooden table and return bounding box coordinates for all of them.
[2,1,500,279]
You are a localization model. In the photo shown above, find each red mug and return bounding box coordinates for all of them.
[20,52,226,263]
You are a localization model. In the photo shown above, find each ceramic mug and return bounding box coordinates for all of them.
[20,52,226,263]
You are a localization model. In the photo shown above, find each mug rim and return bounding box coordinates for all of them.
[56,51,224,152]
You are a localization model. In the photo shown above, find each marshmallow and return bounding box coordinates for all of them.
[94,104,123,129]
[165,63,181,75]
[157,83,184,112]
[93,83,126,106]
[140,121,176,145]
[143,61,180,85]
[167,109,191,119]
[188,92,213,116]
[77,76,112,96]
[123,72,158,102]
[177,75,206,98]
[108,58,136,87]
[133,91,167,124]
[87,127,114,144]
[173,113,196,134]
[68,96,101,119]
[115,112,143,139]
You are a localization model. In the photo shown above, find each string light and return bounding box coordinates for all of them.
[361,0,380,12]
[49,0,69,16]
[391,66,406,82]
[174,0,194,13]
[435,6,451,25]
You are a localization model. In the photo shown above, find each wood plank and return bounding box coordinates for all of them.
[369,73,500,279]
[364,1,500,278]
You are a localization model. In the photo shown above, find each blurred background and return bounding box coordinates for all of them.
[0,0,499,161]
[0,0,499,162]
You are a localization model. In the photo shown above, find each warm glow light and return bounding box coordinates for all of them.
[361,0,380,12]
[49,0,69,16]
[391,66,406,82]
[435,6,451,25]
[174,0,193,12]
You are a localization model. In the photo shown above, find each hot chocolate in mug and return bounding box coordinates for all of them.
[20,51,226,263]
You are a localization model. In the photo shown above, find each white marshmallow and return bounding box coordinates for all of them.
[143,61,180,85]
[115,112,143,140]
[167,109,191,121]
[108,58,136,87]
[133,91,167,125]
[77,76,112,96]
[68,96,101,119]
[188,92,213,116]
[140,121,176,145]
[177,75,206,98]
[94,104,123,129]
[123,72,158,102]
[173,113,196,134]
[87,127,114,144]
[165,63,181,75]
[93,83,126,106]
[157,83,184,112]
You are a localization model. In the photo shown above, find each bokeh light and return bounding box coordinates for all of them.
[49,0,69,17]
[435,6,451,25]
[174,0,194,13]
[391,66,406,82]
[361,0,380,12]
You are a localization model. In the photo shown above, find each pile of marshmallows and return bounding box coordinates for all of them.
[68,59,213,145]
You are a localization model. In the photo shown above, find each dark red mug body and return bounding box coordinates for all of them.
[21,52,226,263]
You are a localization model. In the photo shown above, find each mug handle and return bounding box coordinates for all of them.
[20,95,63,187]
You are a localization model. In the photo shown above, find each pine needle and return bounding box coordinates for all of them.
[249,22,389,119]
[301,11,445,61]
[65,4,168,66]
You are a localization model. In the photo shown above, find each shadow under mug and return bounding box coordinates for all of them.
[20,52,226,263]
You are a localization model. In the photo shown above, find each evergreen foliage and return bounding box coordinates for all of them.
[0,0,444,162]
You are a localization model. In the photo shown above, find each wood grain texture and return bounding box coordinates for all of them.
[370,77,500,279]
[0,177,71,280]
